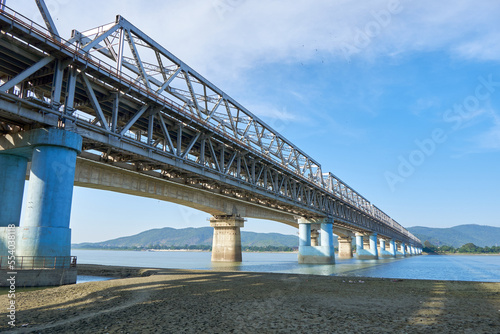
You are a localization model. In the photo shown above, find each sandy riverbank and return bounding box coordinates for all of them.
[1,264,499,333]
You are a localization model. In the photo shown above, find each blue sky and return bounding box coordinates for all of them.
[11,0,500,243]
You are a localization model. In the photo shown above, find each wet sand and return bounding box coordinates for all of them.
[1,264,499,333]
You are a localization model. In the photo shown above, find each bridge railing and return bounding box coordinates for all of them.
[0,256,77,270]
[0,5,420,245]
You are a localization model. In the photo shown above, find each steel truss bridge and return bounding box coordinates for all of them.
[0,3,420,246]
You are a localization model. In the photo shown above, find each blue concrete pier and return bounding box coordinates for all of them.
[355,233,378,260]
[0,128,81,269]
[379,238,394,258]
[298,218,335,264]
[389,239,397,257]
[0,154,27,227]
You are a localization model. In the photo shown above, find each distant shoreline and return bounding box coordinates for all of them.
[73,248,499,255]
[72,248,298,254]
[425,252,500,256]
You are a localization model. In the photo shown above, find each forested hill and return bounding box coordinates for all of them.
[408,224,500,248]
[72,227,299,249]
[73,224,499,250]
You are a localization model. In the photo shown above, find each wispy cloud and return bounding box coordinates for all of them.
[475,109,500,151]
[13,0,500,78]
[411,98,442,117]
[449,107,500,158]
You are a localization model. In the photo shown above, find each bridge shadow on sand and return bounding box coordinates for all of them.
[1,265,499,333]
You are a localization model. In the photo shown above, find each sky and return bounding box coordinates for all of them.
[10,0,500,243]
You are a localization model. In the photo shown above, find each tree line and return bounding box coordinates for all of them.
[423,241,500,254]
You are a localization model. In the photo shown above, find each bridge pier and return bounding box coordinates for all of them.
[0,154,28,227]
[389,239,397,257]
[399,242,407,257]
[337,236,353,258]
[378,239,393,258]
[298,218,335,264]
[355,233,378,260]
[210,215,244,262]
[0,128,81,285]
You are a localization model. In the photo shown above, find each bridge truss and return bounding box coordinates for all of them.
[0,4,420,245]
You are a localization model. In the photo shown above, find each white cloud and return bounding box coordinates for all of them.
[11,0,500,78]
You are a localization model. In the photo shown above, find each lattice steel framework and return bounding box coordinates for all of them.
[0,3,420,246]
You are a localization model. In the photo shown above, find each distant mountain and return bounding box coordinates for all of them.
[73,224,500,250]
[72,227,299,249]
[408,224,500,248]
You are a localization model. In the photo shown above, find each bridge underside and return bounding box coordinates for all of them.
[72,156,298,226]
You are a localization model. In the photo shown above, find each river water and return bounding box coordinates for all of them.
[72,249,500,282]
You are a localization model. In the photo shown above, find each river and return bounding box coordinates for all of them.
[73,249,500,283]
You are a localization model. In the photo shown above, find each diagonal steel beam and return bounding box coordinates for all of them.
[80,74,110,131]
[184,71,201,117]
[224,152,237,174]
[35,0,60,41]
[156,67,181,95]
[0,56,54,92]
[205,96,223,122]
[155,51,168,82]
[181,132,201,159]
[81,23,121,52]
[157,113,175,154]
[124,29,151,89]
[119,104,149,136]
[208,139,221,172]
[223,100,237,135]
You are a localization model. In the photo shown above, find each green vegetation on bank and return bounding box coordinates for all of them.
[423,241,500,254]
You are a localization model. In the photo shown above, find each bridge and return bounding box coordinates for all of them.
[0,2,421,285]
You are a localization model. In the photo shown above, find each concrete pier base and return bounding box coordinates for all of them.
[338,236,353,258]
[378,239,393,258]
[298,218,335,264]
[210,215,244,262]
[396,242,406,257]
[355,233,378,260]
[0,267,77,287]
[389,239,397,257]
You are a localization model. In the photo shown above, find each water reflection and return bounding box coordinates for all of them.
[77,275,114,284]
[72,250,500,282]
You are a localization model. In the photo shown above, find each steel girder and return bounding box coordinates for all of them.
[0,5,421,246]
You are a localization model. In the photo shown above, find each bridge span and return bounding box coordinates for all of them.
[0,2,421,285]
